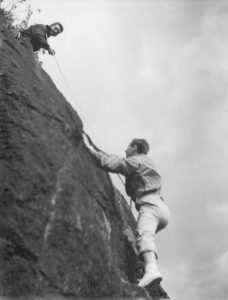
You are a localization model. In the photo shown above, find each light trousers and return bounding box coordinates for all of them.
[136,194,170,258]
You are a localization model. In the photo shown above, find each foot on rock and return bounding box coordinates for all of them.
[138,264,162,287]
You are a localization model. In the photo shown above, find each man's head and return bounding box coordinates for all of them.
[49,22,64,36]
[125,139,149,157]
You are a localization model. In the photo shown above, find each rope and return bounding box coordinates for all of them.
[53,55,100,146]
[53,55,125,188]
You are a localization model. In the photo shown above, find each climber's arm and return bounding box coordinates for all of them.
[32,35,55,55]
[33,34,50,49]
[83,134,138,176]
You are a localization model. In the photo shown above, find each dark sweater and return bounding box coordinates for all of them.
[22,24,51,52]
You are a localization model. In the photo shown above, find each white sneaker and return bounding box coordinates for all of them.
[138,264,162,287]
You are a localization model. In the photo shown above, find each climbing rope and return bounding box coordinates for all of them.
[53,56,100,146]
[53,55,125,188]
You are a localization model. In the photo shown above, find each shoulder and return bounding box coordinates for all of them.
[138,154,159,171]
[31,24,47,33]
[132,154,155,166]
[136,154,152,161]
[125,156,141,167]
[38,24,47,31]
[35,24,46,28]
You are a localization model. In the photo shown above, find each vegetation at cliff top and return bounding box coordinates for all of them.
[0,0,40,35]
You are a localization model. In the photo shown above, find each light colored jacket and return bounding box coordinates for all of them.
[93,151,162,200]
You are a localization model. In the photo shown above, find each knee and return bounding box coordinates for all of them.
[156,208,171,232]
[135,230,157,255]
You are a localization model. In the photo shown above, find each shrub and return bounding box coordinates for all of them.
[0,0,38,35]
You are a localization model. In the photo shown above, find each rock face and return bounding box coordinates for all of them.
[0,13,169,299]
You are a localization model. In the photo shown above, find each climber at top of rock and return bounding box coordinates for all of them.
[20,22,64,55]
[83,133,171,288]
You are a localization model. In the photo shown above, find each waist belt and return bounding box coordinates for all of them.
[140,189,164,201]
[141,189,159,196]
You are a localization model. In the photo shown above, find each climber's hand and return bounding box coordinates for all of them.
[83,133,94,152]
[83,133,106,162]
[48,48,55,56]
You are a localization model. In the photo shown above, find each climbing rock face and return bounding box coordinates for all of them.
[0,14,169,299]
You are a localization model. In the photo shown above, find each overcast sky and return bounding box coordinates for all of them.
[6,0,228,299]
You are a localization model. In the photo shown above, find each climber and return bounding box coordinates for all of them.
[20,22,64,55]
[83,133,170,288]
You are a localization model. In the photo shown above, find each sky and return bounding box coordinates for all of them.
[4,0,228,299]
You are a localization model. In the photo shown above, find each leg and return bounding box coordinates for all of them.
[136,204,162,287]
[143,250,157,265]
[136,204,159,256]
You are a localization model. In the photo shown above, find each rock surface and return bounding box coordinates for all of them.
[0,13,169,299]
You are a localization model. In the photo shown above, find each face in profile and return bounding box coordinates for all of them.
[125,143,137,158]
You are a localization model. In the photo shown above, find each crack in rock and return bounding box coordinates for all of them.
[43,172,63,242]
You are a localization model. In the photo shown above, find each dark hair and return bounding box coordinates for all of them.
[130,139,149,154]
[50,22,64,33]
